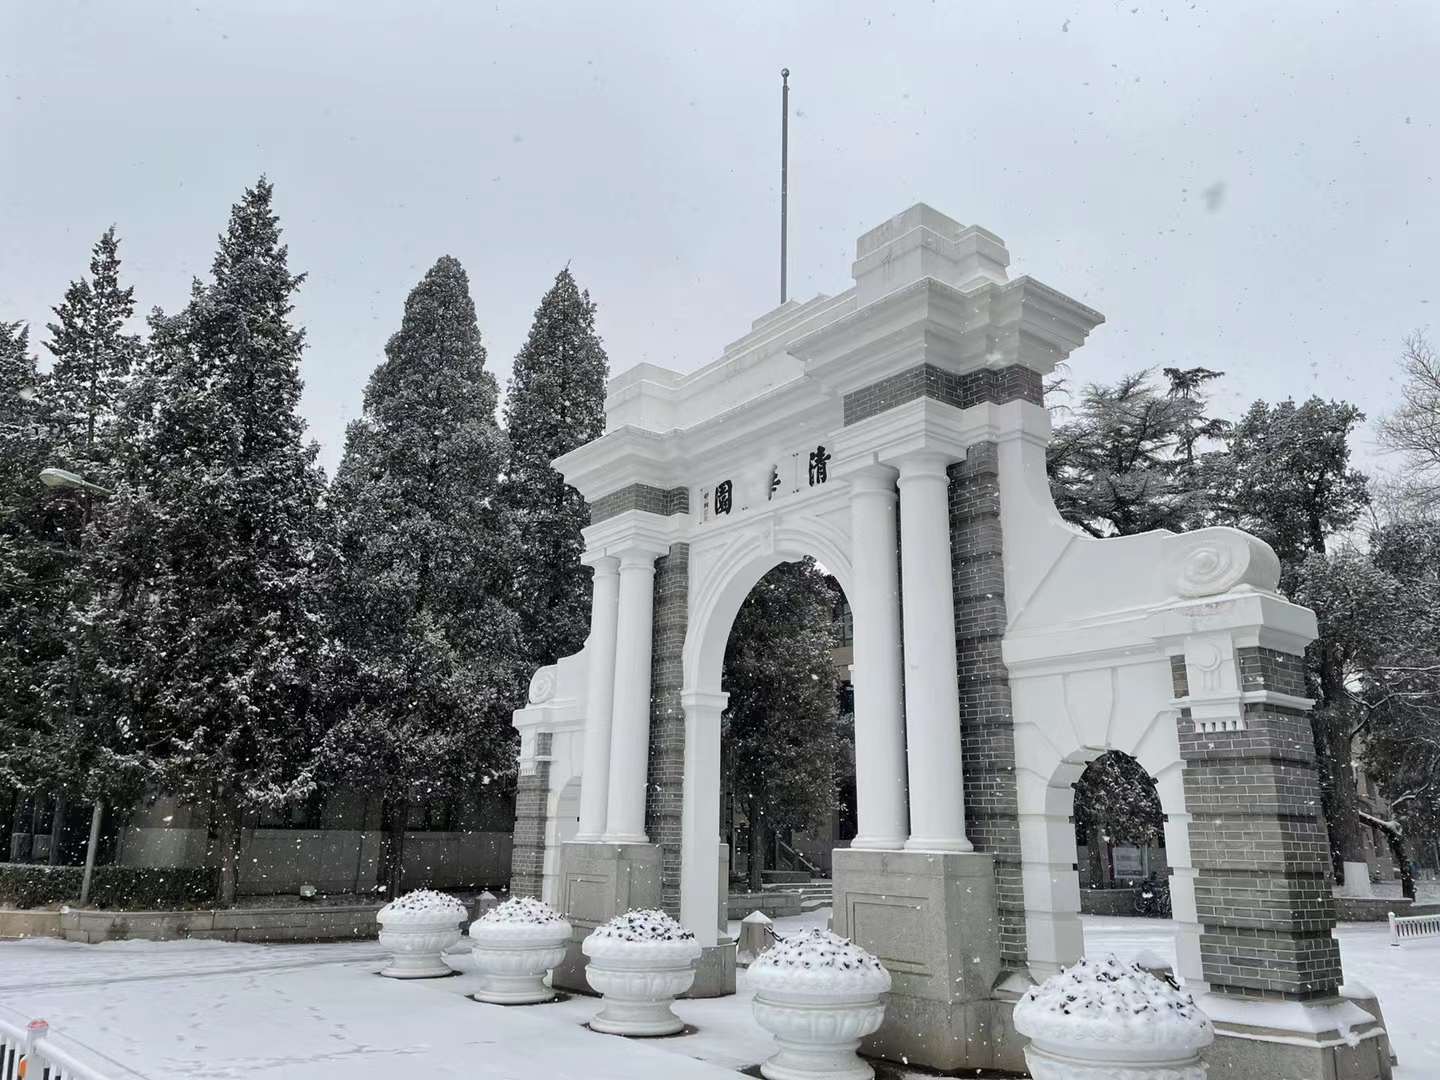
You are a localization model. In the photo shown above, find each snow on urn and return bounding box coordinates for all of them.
[1013,956,1214,1080]
[581,909,702,1036]
[748,928,892,1080]
[468,897,572,1005]
[376,889,467,979]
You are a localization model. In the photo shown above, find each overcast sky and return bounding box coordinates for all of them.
[3,1,1436,477]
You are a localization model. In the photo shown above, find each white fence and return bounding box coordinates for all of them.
[0,1006,139,1080]
[1388,910,1440,946]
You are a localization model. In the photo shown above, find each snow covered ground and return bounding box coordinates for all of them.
[2,912,1436,1078]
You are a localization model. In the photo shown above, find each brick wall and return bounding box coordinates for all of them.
[949,441,1027,970]
[645,543,689,917]
[1181,648,1342,1000]
[589,484,690,524]
[509,731,553,899]
[843,363,1042,426]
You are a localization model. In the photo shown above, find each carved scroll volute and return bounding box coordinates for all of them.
[1164,527,1281,599]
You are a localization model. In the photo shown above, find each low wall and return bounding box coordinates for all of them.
[1334,895,1419,922]
[58,903,395,944]
[0,909,63,940]
[727,890,802,920]
[115,828,512,895]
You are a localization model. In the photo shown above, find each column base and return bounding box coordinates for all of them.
[849,834,909,851]
[831,847,1018,1073]
[1199,994,1393,1080]
[902,836,975,853]
[598,832,650,845]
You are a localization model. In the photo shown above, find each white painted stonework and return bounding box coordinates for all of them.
[512,201,1316,988]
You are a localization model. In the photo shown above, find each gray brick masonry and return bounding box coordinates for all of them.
[589,484,690,524]
[645,543,689,918]
[509,731,553,899]
[949,441,1027,970]
[1180,647,1341,1000]
[844,363,1043,426]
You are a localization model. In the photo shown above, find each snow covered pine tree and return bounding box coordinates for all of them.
[503,267,609,670]
[100,179,327,905]
[321,256,522,897]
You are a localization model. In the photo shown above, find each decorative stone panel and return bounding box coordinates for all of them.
[948,441,1027,970]
[844,363,1042,426]
[589,484,690,524]
[645,543,689,917]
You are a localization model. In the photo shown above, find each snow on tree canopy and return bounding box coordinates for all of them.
[377,889,467,926]
[1013,955,1213,1049]
[747,929,891,996]
[589,909,695,943]
[479,897,568,926]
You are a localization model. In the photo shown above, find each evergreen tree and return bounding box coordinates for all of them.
[21,229,147,857]
[100,179,327,903]
[503,268,609,667]
[321,255,522,896]
[43,226,142,477]
[0,323,70,828]
[1047,368,1225,537]
[1208,397,1372,886]
[1072,750,1165,884]
[722,559,842,890]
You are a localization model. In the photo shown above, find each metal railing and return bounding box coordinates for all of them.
[0,1006,140,1080]
[1388,910,1440,946]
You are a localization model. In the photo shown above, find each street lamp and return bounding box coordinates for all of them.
[39,467,112,496]
[37,465,112,906]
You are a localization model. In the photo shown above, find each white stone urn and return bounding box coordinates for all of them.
[1013,955,1214,1080]
[748,928,891,1080]
[469,896,572,1004]
[375,889,467,979]
[582,909,702,1036]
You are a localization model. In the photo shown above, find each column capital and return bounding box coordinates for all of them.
[582,552,621,573]
[892,449,954,483]
[680,688,730,714]
[839,461,899,495]
[616,548,662,573]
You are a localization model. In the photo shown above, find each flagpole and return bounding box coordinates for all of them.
[780,67,790,305]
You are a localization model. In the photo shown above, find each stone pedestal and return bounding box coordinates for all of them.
[552,841,662,993]
[551,841,735,998]
[831,847,1020,1073]
[1201,995,1393,1080]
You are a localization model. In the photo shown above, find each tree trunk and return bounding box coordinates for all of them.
[1085,821,1106,887]
[215,796,240,906]
[748,794,764,893]
[48,795,67,865]
[379,797,409,897]
[1314,643,1369,891]
[1361,812,1416,901]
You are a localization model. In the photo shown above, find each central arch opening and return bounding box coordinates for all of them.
[718,559,855,916]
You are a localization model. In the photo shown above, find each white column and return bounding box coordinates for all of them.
[679,689,728,947]
[574,557,621,842]
[602,550,657,844]
[896,452,973,852]
[847,467,909,850]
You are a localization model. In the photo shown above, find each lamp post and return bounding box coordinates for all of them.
[37,466,113,906]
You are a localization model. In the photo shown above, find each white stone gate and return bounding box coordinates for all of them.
[509,203,1389,1078]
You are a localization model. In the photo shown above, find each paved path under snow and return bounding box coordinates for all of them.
[2,913,1436,1078]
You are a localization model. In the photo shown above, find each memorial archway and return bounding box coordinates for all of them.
[507,202,1382,1077]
